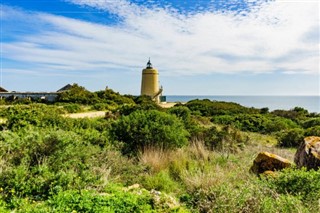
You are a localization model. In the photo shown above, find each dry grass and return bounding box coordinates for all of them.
[188,140,210,161]
[138,136,296,194]
[139,147,174,173]
[181,139,295,190]
[139,141,211,173]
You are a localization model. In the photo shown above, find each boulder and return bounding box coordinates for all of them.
[250,152,292,174]
[294,136,320,170]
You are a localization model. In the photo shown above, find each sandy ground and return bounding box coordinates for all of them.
[158,102,179,108]
[64,111,106,119]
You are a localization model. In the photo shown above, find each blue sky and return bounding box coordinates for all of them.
[0,0,319,95]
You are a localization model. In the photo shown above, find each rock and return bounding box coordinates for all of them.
[150,189,180,210]
[294,136,320,170]
[250,152,292,174]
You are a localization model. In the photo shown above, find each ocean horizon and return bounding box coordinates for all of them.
[165,95,320,113]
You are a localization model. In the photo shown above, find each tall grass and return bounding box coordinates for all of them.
[136,137,314,212]
[139,146,173,173]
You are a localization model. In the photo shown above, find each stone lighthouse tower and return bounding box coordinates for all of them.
[140,59,163,103]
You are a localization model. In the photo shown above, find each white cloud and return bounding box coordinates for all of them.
[2,0,319,80]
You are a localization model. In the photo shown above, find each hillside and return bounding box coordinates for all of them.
[0,86,320,212]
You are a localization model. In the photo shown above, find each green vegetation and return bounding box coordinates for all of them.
[111,110,189,155]
[0,86,319,212]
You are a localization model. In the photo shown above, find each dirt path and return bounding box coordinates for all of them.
[159,102,179,108]
[64,111,106,119]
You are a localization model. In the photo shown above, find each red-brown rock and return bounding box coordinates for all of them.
[294,136,320,170]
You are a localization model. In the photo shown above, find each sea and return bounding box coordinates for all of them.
[165,96,320,113]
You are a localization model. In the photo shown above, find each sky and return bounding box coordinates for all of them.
[0,0,319,95]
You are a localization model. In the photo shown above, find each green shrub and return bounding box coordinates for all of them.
[95,88,135,105]
[168,106,202,139]
[0,197,8,213]
[91,103,112,111]
[259,194,308,213]
[56,84,99,104]
[167,106,192,121]
[63,104,82,113]
[48,189,153,212]
[185,99,258,116]
[265,117,298,133]
[201,126,246,152]
[260,107,269,114]
[143,171,180,193]
[211,115,234,125]
[212,114,297,134]
[278,128,305,147]
[272,108,308,122]
[111,110,189,155]
[302,118,320,128]
[305,126,320,136]
[264,168,320,202]
[116,96,162,116]
[0,164,55,202]
[233,114,276,133]
[182,181,310,213]
[0,129,103,203]
[2,105,66,130]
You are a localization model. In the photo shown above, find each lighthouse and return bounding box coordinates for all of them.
[140,59,163,103]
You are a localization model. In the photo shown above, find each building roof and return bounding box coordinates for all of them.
[0,87,8,92]
[57,84,72,92]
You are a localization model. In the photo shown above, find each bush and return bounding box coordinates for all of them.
[278,128,305,147]
[302,118,320,128]
[10,187,154,213]
[167,106,192,121]
[265,117,298,133]
[57,84,99,104]
[47,188,154,213]
[63,104,82,113]
[212,114,298,134]
[181,184,264,213]
[2,104,66,130]
[264,168,320,202]
[211,115,234,126]
[305,126,320,137]
[0,129,103,203]
[143,171,180,193]
[110,110,189,155]
[168,106,202,139]
[91,103,113,111]
[182,181,309,213]
[203,126,246,152]
[185,99,258,116]
[259,194,308,213]
[95,89,135,105]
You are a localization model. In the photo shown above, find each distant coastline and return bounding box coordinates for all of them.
[165,96,320,113]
